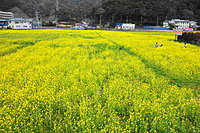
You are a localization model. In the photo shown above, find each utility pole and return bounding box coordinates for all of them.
[156,17,159,26]
[56,0,59,28]
[141,16,143,24]
[36,10,39,28]
[126,16,128,23]
[40,13,42,28]
[112,15,114,22]
[99,15,102,27]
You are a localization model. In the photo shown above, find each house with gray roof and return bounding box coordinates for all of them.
[8,18,33,29]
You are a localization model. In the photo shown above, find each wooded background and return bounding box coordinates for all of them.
[1,0,200,26]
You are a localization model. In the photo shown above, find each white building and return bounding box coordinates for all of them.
[174,20,190,30]
[163,19,198,30]
[0,11,14,20]
[190,21,198,28]
[163,20,169,28]
[8,18,33,29]
[116,23,135,30]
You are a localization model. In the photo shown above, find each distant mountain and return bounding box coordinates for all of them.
[0,0,101,19]
[2,0,199,25]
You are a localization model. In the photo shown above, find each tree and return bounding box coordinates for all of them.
[1,0,200,25]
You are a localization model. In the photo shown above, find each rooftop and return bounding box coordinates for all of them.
[0,11,13,14]
[9,18,32,22]
[175,20,190,22]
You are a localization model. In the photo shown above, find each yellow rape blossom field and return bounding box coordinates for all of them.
[0,29,200,132]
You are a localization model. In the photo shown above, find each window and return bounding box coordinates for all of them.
[15,21,19,24]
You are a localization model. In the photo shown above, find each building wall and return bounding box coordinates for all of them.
[8,21,32,29]
[163,22,169,27]
[116,24,135,30]
[176,22,190,29]
[0,11,14,20]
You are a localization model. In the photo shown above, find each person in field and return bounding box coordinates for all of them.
[184,43,187,48]
[155,43,159,48]
[160,44,163,47]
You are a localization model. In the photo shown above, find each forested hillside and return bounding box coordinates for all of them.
[0,0,199,25]
[100,0,200,25]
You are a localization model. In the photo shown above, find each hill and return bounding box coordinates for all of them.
[0,0,199,25]
[0,0,101,20]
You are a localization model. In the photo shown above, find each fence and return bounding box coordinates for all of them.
[177,32,200,43]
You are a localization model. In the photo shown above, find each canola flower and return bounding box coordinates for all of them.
[0,29,200,132]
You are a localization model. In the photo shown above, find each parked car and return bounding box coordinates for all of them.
[96,25,101,29]
[71,26,85,30]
